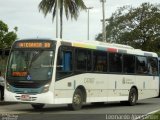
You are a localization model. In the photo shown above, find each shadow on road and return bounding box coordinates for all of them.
[0,101,18,106]
[82,101,156,110]
[13,101,156,113]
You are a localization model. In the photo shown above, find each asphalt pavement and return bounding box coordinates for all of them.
[0,97,160,120]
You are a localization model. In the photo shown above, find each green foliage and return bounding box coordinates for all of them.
[0,20,17,49]
[38,0,86,38]
[39,0,86,20]
[96,3,160,53]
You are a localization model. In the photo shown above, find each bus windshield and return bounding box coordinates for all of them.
[7,50,54,81]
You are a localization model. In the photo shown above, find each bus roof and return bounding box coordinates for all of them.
[58,39,158,57]
[14,38,158,57]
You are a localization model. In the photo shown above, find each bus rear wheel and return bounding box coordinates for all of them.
[120,88,138,106]
[31,103,45,110]
[128,88,138,106]
[68,89,83,110]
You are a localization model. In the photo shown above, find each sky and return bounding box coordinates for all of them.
[0,0,159,41]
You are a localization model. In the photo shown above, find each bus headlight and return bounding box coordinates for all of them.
[42,84,50,93]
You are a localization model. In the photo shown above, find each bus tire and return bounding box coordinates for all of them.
[128,88,138,106]
[31,103,45,110]
[68,89,83,110]
[0,89,1,101]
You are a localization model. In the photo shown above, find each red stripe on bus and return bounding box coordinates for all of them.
[107,48,117,52]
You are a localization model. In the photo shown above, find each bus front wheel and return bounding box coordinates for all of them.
[68,89,83,110]
[31,103,45,110]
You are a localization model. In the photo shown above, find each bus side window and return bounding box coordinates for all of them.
[93,51,107,72]
[56,47,72,80]
[109,53,122,73]
[76,49,92,71]
[123,55,135,74]
[136,56,148,74]
[148,57,158,75]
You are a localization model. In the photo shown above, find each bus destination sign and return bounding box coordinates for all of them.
[15,41,52,49]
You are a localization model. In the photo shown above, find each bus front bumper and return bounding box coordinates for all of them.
[4,90,54,104]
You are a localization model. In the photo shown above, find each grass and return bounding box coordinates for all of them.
[145,111,160,120]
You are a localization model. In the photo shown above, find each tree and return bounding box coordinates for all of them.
[39,0,86,38]
[0,20,17,49]
[96,3,160,52]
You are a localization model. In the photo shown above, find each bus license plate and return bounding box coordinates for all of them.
[21,94,30,101]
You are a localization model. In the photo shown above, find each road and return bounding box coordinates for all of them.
[0,98,160,120]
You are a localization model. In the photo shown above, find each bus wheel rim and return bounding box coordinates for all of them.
[131,93,136,103]
[73,94,81,105]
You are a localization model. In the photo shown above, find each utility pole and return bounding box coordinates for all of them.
[56,0,59,38]
[100,0,106,42]
[86,7,93,40]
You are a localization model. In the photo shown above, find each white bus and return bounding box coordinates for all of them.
[5,39,159,110]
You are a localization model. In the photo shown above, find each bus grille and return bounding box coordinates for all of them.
[11,82,43,88]
[14,90,39,94]
[15,96,37,101]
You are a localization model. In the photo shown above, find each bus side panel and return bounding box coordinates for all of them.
[136,76,159,100]
[54,73,132,104]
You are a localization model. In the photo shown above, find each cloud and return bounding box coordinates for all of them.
[0,0,159,41]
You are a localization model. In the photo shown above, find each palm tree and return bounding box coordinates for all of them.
[39,0,86,38]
